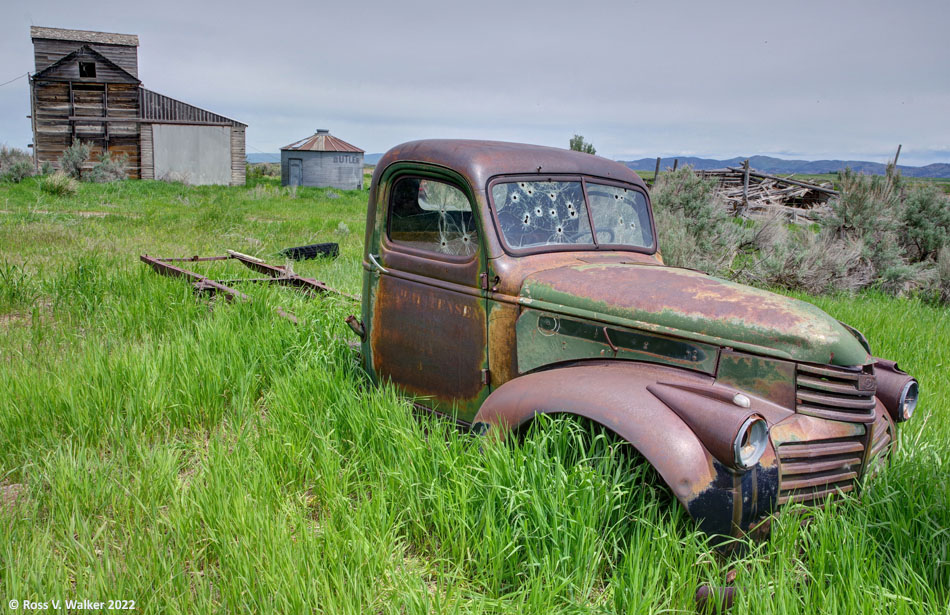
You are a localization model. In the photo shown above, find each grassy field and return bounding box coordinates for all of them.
[1,176,948,614]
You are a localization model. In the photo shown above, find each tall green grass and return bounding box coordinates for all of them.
[0,177,947,613]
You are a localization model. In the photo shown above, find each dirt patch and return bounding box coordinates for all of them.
[0,312,30,330]
[1,483,25,511]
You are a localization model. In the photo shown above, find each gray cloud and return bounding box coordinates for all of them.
[1,0,947,165]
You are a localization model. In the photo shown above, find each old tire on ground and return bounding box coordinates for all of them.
[280,242,340,261]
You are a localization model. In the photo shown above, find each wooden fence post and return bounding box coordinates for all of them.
[653,157,661,186]
[741,159,750,216]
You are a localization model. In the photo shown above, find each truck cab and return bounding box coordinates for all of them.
[359,139,918,539]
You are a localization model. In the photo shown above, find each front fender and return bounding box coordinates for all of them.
[472,361,778,538]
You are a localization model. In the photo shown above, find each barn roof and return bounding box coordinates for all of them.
[282,130,363,153]
[30,26,139,47]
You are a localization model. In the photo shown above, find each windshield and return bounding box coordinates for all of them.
[491,179,654,251]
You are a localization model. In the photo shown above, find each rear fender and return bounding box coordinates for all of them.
[472,361,779,538]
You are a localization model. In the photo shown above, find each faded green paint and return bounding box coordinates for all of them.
[716,350,796,408]
[521,263,870,367]
[517,309,719,375]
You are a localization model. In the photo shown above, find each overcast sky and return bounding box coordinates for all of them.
[1,0,948,165]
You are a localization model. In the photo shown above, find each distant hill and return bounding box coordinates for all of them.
[620,155,950,178]
[248,152,384,165]
[247,153,280,163]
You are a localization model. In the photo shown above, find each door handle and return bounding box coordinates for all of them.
[368,253,388,274]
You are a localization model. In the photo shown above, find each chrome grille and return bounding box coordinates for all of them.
[796,363,876,423]
[777,436,865,505]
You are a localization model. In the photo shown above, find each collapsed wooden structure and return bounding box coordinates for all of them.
[701,165,838,224]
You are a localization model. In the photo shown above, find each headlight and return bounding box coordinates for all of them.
[873,358,919,423]
[733,416,768,469]
[899,380,919,421]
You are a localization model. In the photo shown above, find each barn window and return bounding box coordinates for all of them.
[388,176,478,257]
[79,62,97,78]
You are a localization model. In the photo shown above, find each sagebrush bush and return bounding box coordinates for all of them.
[651,167,753,275]
[1,144,31,166]
[58,140,90,179]
[0,160,34,183]
[86,152,128,183]
[39,160,54,176]
[823,167,906,276]
[40,171,79,196]
[935,248,950,304]
[0,146,33,182]
[901,183,950,261]
[743,224,873,294]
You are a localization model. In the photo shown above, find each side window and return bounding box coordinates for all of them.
[389,177,478,257]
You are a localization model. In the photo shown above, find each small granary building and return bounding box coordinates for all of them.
[28,26,246,185]
[281,129,364,190]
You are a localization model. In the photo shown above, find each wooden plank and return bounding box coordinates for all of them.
[140,124,153,180]
[726,167,838,195]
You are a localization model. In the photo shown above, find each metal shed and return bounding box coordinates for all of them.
[281,129,364,190]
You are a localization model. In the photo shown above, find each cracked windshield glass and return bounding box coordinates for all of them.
[389,177,477,256]
[492,180,653,250]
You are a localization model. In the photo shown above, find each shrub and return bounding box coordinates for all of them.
[651,167,753,275]
[935,248,950,304]
[901,183,950,261]
[40,172,79,197]
[247,162,280,179]
[740,225,871,294]
[0,160,34,183]
[86,152,128,183]
[58,140,91,179]
[823,167,906,275]
[39,161,54,176]
[1,145,32,166]
[0,146,34,182]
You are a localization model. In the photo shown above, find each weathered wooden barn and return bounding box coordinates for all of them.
[28,26,246,185]
[281,129,364,190]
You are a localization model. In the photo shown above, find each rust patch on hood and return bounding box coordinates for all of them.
[520,263,869,366]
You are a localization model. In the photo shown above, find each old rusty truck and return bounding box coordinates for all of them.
[350,139,919,539]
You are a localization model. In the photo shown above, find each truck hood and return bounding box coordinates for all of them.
[519,262,869,366]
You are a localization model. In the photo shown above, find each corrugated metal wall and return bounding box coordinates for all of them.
[281,150,363,190]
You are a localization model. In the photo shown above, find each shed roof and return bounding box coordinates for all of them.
[30,26,139,47]
[140,88,246,127]
[282,130,363,153]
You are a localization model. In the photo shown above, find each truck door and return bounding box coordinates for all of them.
[366,172,489,423]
